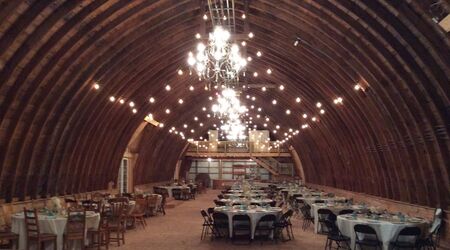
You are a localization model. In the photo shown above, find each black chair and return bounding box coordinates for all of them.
[207,207,215,217]
[389,227,421,249]
[214,199,226,206]
[269,200,276,207]
[172,189,182,200]
[317,209,336,234]
[300,204,314,230]
[354,224,382,249]
[217,194,224,199]
[419,208,442,250]
[250,202,260,206]
[212,212,229,238]
[339,209,354,215]
[232,214,251,244]
[200,210,214,240]
[254,214,276,244]
[324,220,350,250]
[275,209,294,241]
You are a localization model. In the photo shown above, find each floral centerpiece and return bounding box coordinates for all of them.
[50,196,62,215]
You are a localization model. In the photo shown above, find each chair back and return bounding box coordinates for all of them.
[257,214,276,228]
[200,210,212,223]
[134,198,147,214]
[23,208,40,237]
[214,200,226,206]
[269,200,276,207]
[217,194,224,199]
[430,208,442,234]
[354,224,379,242]
[66,208,86,236]
[212,212,228,225]
[232,214,251,226]
[109,202,125,224]
[318,208,336,222]
[394,227,421,244]
[207,207,215,216]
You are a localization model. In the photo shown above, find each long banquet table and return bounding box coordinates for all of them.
[156,185,190,198]
[214,206,283,239]
[337,214,429,250]
[11,211,100,250]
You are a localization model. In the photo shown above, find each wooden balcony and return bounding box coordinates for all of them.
[185,141,291,158]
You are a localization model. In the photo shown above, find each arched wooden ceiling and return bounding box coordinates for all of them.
[0,0,448,208]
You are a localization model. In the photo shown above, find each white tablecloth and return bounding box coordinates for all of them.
[337,215,429,250]
[11,212,100,250]
[223,193,268,199]
[214,206,282,239]
[312,204,366,233]
[219,198,273,206]
[156,186,190,198]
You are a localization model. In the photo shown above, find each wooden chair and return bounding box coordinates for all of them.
[63,208,86,250]
[23,208,57,250]
[107,202,126,246]
[88,208,109,250]
[0,224,19,249]
[129,199,147,229]
[145,195,158,216]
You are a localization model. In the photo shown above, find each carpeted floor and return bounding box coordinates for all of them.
[111,189,326,250]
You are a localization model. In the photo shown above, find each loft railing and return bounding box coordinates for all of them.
[187,141,289,154]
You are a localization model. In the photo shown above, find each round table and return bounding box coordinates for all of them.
[214,206,283,239]
[11,211,100,250]
[337,214,429,250]
[311,204,367,233]
[219,198,274,206]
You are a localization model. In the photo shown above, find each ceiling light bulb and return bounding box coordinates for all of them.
[93,83,100,90]
[241,41,246,46]
[132,108,137,113]
[178,99,184,104]
[251,96,256,101]
[248,32,254,38]
[286,109,291,115]
[316,102,322,108]
[320,109,325,114]
[354,84,361,90]
[194,117,198,121]
[203,14,208,20]
[183,124,188,128]
[223,16,227,20]
[177,69,183,75]
[189,85,194,91]
[265,117,269,121]
[159,123,164,128]
[149,97,155,103]
[262,87,266,92]
[247,56,252,62]
[202,107,206,111]
[276,125,280,129]
[165,85,171,91]
[165,109,170,114]
[256,51,262,57]
[296,97,301,103]
[312,117,317,122]
[195,33,201,39]
[253,72,258,77]
[272,99,277,105]
[190,129,194,133]
[279,85,285,90]
[119,99,125,104]
[242,13,246,19]
[109,96,116,102]
[302,113,308,118]
[129,101,135,107]
[266,69,272,74]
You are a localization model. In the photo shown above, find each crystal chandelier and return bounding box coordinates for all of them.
[211,88,248,140]
[187,26,247,86]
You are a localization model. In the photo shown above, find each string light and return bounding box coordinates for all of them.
[109,96,116,102]
[189,85,194,91]
[165,108,170,114]
[177,69,183,75]
[333,97,344,105]
[262,87,267,92]
[256,51,262,57]
[296,97,301,103]
[178,99,184,104]
[119,99,125,104]
[248,32,254,38]
[302,113,308,119]
[242,13,246,19]
[165,85,171,91]
[241,41,246,46]
[320,109,325,114]
[129,101,135,107]
[279,85,285,90]
[149,97,155,103]
[272,99,277,105]
[285,109,291,115]
[266,69,272,74]
[93,83,100,90]
[132,108,137,114]
[316,102,322,108]
[203,14,208,20]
